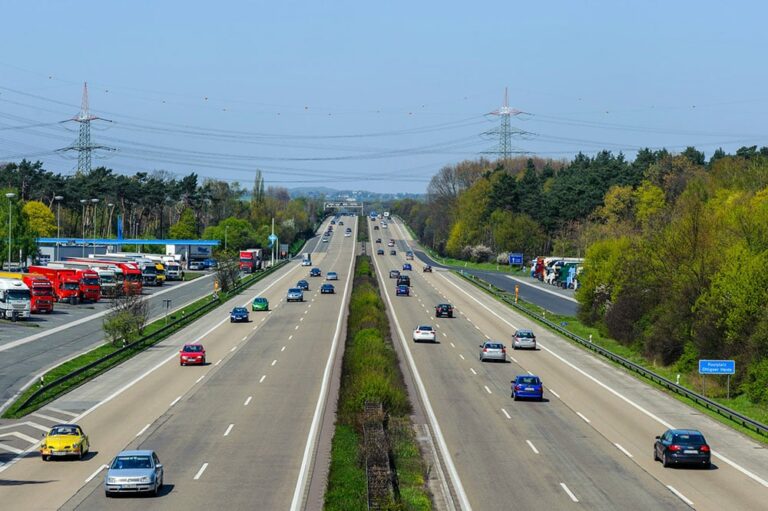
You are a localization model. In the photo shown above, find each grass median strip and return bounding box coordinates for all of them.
[325,233,431,509]
[3,263,286,419]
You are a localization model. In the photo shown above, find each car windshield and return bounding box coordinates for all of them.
[517,376,540,384]
[184,345,203,352]
[111,455,152,470]
[673,433,706,444]
[232,308,246,313]
[517,331,534,338]
[31,288,53,296]
[289,288,301,293]
[50,426,78,436]
[7,289,30,300]
[254,298,266,303]
[99,275,115,283]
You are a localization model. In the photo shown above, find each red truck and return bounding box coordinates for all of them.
[239,249,263,273]
[28,266,81,304]
[0,272,55,313]
[66,258,143,295]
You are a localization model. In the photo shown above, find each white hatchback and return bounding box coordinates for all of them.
[413,325,436,343]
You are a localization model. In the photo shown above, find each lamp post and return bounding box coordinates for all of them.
[91,198,99,255]
[224,226,229,252]
[107,203,114,238]
[80,199,88,256]
[5,192,15,271]
[54,195,63,261]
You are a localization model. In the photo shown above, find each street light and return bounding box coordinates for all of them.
[91,198,99,255]
[54,195,63,261]
[80,199,88,256]
[5,192,15,271]
[224,226,229,252]
[107,203,114,238]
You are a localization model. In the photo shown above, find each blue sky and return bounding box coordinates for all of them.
[1,0,766,192]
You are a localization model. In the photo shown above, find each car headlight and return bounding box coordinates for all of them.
[140,476,151,483]
[107,477,117,484]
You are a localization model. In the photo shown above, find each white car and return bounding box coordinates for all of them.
[326,272,338,281]
[413,325,436,343]
[344,232,351,237]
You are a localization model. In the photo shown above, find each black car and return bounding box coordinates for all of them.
[309,267,321,277]
[376,238,382,243]
[390,250,397,255]
[397,275,411,287]
[377,249,385,255]
[297,279,310,291]
[374,225,379,230]
[320,283,335,294]
[389,270,400,279]
[654,429,711,468]
[435,303,454,318]
[423,265,432,272]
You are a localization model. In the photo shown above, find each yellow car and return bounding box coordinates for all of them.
[40,424,90,461]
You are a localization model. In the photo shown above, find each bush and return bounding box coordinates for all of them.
[743,358,768,404]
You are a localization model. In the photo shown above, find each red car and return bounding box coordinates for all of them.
[179,343,206,366]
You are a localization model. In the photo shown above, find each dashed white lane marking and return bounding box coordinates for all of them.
[241,336,248,341]
[194,463,209,480]
[484,385,492,394]
[450,342,456,348]
[253,325,258,330]
[501,408,511,419]
[281,346,286,352]
[300,317,304,322]
[459,354,465,360]
[244,396,252,406]
[289,335,293,340]
[474,325,481,331]
[230,346,237,352]
[304,310,308,314]
[560,482,579,503]
[215,359,222,366]
[526,440,540,454]
[169,396,181,407]
[259,375,266,383]
[271,360,277,366]
[614,443,633,458]
[224,424,234,437]
[470,368,477,375]
[261,317,266,322]
[442,332,447,337]
[510,356,518,363]
[295,325,300,330]
[549,389,560,399]
[576,412,591,423]
[527,370,534,375]
[85,464,109,483]
[667,486,694,507]
[196,375,205,383]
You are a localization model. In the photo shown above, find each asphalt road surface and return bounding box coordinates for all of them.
[370,216,768,511]
[0,216,356,511]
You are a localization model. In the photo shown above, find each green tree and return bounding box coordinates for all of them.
[169,207,197,239]
[22,200,56,237]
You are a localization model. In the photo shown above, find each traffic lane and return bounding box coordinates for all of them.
[0,255,329,510]
[428,269,768,511]
[67,223,354,510]
[376,249,684,510]
[0,275,216,407]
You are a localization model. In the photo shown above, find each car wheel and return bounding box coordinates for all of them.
[653,448,659,462]
[662,452,670,468]
[78,450,83,460]
[513,393,519,401]
[41,454,49,461]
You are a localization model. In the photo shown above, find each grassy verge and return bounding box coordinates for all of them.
[456,271,768,442]
[325,254,431,511]
[182,271,205,281]
[3,264,285,419]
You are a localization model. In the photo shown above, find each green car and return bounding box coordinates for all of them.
[252,297,269,311]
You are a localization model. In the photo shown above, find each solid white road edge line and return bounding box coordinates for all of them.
[193,462,209,480]
[195,375,205,383]
[526,440,540,454]
[667,485,694,507]
[505,275,579,303]
[560,482,579,503]
[290,218,358,511]
[135,424,150,438]
[576,412,590,423]
[614,443,633,458]
[169,396,181,407]
[435,270,768,489]
[549,389,561,399]
[84,464,109,483]
[370,235,473,511]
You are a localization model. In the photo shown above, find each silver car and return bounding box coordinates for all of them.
[287,288,304,302]
[512,329,537,350]
[479,341,507,362]
[104,450,163,497]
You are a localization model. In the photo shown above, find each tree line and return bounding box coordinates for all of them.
[0,161,322,262]
[394,146,768,402]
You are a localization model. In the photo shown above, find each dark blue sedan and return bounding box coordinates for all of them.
[396,284,409,296]
[402,263,412,271]
[321,283,335,294]
[511,375,543,401]
[297,279,310,291]
[309,268,321,277]
[230,307,250,323]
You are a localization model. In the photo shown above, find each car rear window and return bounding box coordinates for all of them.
[184,345,203,352]
[673,433,705,444]
[418,326,433,331]
[517,376,540,384]
[517,331,534,338]
[486,343,503,349]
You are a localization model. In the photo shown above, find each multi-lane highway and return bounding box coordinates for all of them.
[373,217,768,511]
[0,217,356,511]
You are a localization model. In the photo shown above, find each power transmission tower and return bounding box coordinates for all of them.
[59,82,114,174]
[483,87,527,161]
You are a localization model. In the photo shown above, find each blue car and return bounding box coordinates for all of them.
[230,306,249,323]
[309,267,321,277]
[511,375,544,401]
[321,283,335,294]
[202,258,218,269]
[402,263,412,271]
[297,279,309,291]
[396,284,409,296]
[104,449,164,497]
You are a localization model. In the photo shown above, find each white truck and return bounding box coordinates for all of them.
[301,252,312,266]
[0,277,31,320]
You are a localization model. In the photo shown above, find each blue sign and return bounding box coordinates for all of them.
[508,253,524,266]
[698,360,735,375]
[268,233,278,248]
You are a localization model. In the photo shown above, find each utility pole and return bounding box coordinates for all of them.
[58,82,115,175]
[483,87,527,162]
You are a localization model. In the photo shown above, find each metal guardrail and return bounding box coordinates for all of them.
[456,270,768,437]
[17,261,288,412]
